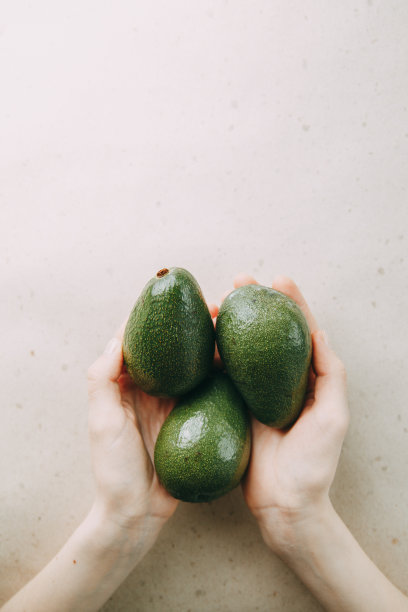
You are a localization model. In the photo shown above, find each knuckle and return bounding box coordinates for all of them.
[277,276,296,293]
[87,363,100,388]
[336,410,350,437]
[87,363,97,381]
[334,359,347,381]
[316,404,349,438]
[88,412,110,439]
[88,409,125,445]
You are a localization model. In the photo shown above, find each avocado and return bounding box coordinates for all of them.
[154,372,251,502]
[216,284,311,429]
[123,267,215,397]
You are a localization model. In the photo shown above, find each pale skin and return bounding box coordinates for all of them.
[3,276,407,612]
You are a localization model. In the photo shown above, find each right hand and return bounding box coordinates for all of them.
[87,302,220,541]
[87,320,179,540]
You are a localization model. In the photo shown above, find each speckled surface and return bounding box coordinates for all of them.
[1,2,408,610]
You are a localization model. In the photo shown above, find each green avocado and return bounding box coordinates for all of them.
[123,267,215,397]
[216,284,312,429]
[154,372,251,502]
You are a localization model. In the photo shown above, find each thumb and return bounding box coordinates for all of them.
[87,320,127,404]
[312,330,346,380]
[311,330,349,433]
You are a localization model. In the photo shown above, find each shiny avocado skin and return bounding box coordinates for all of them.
[216,284,312,429]
[154,372,251,503]
[123,267,215,397]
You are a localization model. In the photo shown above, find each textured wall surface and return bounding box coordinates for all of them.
[1,2,407,610]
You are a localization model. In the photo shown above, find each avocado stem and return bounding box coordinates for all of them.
[156,268,170,278]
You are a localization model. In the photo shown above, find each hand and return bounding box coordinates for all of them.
[3,317,207,612]
[225,275,349,551]
[226,276,408,612]
[86,320,179,543]
[87,302,220,541]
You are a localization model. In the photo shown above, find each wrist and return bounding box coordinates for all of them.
[255,497,336,557]
[81,500,167,564]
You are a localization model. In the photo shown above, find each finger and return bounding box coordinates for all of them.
[117,371,134,394]
[133,393,176,460]
[220,275,258,304]
[313,331,344,379]
[249,414,282,443]
[250,415,267,437]
[221,289,233,303]
[213,340,223,368]
[272,276,318,333]
[306,367,316,393]
[209,308,223,366]
[87,324,126,405]
[116,316,129,339]
[208,303,219,318]
[233,274,258,288]
[311,330,349,433]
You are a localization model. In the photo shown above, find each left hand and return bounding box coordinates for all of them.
[219,275,349,553]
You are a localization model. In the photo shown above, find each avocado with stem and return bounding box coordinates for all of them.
[123,267,215,397]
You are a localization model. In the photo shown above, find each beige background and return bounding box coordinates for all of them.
[1,2,408,611]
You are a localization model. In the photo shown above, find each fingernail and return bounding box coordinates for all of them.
[104,337,120,354]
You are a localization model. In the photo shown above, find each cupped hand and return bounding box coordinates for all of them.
[86,320,178,535]
[86,303,220,537]
[221,275,349,548]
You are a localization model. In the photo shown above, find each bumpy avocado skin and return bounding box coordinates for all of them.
[123,267,215,397]
[216,285,312,429]
[154,372,251,503]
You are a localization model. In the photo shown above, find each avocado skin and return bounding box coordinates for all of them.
[123,267,215,397]
[216,284,312,429]
[154,372,251,503]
